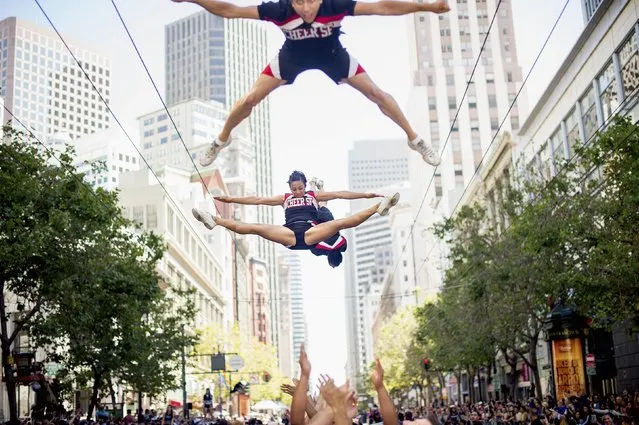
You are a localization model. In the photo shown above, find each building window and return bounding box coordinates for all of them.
[565,107,580,156]
[618,31,639,99]
[132,206,144,226]
[550,127,564,166]
[580,86,598,142]
[448,96,456,109]
[511,115,519,130]
[488,94,497,108]
[147,204,157,229]
[167,206,174,234]
[446,74,454,85]
[597,61,619,122]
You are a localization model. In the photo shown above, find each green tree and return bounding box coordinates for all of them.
[374,307,420,398]
[415,118,639,400]
[30,215,197,419]
[0,127,122,424]
[561,117,639,325]
[117,291,198,406]
[416,204,497,402]
[197,324,286,403]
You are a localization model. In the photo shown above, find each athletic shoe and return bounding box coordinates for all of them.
[192,208,217,230]
[408,135,441,166]
[377,192,400,216]
[308,177,324,192]
[199,135,233,167]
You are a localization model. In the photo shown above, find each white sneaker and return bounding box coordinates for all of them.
[199,135,233,167]
[192,208,217,230]
[408,135,441,166]
[376,192,400,216]
[308,177,324,192]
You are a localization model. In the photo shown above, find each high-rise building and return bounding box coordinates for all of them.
[59,127,140,191]
[278,250,306,377]
[165,11,279,349]
[249,258,271,344]
[344,139,410,387]
[276,251,294,378]
[138,99,228,172]
[139,99,262,339]
[118,166,231,402]
[404,0,525,302]
[0,17,111,142]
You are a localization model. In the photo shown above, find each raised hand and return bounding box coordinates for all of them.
[371,357,384,390]
[280,382,296,396]
[299,344,311,377]
[319,378,358,420]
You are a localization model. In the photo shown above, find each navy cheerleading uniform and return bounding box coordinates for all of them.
[310,206,348,256]
[283,191,319,250]
[258,0,366,84]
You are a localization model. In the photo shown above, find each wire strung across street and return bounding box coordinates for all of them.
[27,0,587,309]
[32,0,229,259]
[382,0,505,293]
[390,0,571,294]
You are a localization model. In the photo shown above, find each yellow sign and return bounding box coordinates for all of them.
[552,337,586,399]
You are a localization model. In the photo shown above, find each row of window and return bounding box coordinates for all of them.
[3,33,107,69]
[534,26,639,177]
[166,204,222,287]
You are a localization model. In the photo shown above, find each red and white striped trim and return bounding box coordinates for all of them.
[315,235,346,250]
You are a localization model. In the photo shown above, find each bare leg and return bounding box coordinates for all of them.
[343,73,418,141]
[303,203,379,246]
[219,74,286,141]
[214,216,296,246]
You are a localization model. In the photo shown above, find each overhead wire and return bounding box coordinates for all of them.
[416,95,639,299]
[405,0,571,290]
[2,105,127,217]
[384,0,504,291]
[33,0,222,259]
[28,0,590,314]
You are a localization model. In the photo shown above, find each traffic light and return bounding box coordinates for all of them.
[422,358,431,371]
[263,372,271,383]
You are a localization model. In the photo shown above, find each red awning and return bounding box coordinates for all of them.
[169,400,182,408]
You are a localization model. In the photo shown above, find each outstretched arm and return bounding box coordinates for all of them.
[315,191,382,202]
[214,194,283,206]
[354,0,449,16]
[171,0,260,19]
[281,381,318,418]
[291,345,312,425]
[372,358,398,425]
